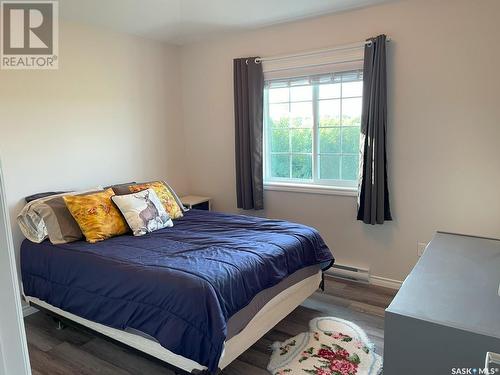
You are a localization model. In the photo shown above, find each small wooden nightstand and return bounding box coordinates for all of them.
[180,195,212,211]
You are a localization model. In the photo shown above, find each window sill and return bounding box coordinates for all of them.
[264,182,358,197]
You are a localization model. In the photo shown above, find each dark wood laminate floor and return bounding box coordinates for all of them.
[25,278,396,375]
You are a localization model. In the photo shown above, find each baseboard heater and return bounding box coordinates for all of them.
[325,264,370,283]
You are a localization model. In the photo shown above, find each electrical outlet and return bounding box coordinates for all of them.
[417,242,427,257]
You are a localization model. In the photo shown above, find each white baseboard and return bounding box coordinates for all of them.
[22,304,38,317]
[369,275,402,290]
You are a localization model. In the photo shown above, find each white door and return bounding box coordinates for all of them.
[0,157,31,375]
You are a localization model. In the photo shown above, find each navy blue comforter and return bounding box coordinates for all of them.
[21,210,333,372]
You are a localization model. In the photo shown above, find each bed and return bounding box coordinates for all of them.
[21,209,334,374]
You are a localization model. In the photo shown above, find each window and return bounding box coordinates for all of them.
[264,70,363,191]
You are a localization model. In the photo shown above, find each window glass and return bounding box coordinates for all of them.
[264,70,363,188]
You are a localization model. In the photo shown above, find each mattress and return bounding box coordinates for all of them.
[21,209,333,372]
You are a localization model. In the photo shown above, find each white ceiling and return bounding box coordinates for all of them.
[60,0,393,45]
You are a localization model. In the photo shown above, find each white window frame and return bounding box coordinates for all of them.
[263,70,363,196]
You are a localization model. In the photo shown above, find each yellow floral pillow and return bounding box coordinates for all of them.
[129,181,183,219]
[63,188,128,243]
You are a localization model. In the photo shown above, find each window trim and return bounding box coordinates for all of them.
[263,70,362,191]
[264,181,358,197]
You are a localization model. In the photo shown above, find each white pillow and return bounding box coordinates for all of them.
[112,189,173,236]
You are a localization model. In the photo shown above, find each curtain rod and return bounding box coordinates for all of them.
[255,37,391,64]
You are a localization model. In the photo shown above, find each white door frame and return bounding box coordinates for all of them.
[0,157,31,375]
[0,342,6,375]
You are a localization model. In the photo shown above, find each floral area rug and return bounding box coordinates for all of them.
[267,317,382,375]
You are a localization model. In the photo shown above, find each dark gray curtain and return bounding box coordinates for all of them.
[234,57,264,210]
[357,35,392,224]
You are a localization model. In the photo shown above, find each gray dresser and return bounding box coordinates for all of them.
[384,232,500,374]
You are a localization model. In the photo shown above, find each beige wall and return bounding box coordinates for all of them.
[0,22,188,260]
[180,0,500,281]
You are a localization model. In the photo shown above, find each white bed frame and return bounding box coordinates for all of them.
[24,271,321,374]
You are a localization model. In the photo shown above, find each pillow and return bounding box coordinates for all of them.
[17,188,102,243]
[113,181,184,219]
[17,199,50,243]
[34,189,104,244]
[161,180,187,213]
[25,191,67,203]
[104,181,136,190]
[111,182,144,195]
[63,188,128,243]
[112,189,173,236]
[111,180,185,212]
